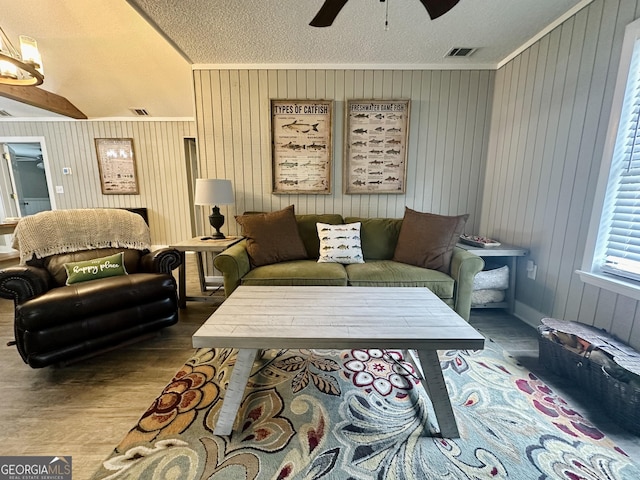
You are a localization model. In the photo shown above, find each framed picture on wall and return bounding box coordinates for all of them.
[270,99,333,194]
[95,138,140,195]
[344,99,410,194]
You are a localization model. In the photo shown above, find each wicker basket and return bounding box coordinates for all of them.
[537,318,640,435]
[538,334,607,400]
[601,368,640,435]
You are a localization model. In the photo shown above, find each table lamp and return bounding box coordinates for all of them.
[194,178,234,239]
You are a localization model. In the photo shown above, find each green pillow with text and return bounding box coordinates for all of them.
[64,251,128,285]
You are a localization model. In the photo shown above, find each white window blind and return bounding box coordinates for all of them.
[601,38,640,282]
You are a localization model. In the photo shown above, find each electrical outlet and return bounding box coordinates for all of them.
[62,167,72,175]
[55,185,64,194]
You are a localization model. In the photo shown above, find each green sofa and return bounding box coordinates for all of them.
[214,214,484,320]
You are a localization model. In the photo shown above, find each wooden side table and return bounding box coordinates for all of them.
[0,222,18,235]
[456,242,528,314]
[170,236,242,308]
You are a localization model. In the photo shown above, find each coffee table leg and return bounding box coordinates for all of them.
[214,348,259,436]
[414,349,460,438]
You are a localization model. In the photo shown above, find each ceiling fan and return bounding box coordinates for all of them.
[310,0,460,27]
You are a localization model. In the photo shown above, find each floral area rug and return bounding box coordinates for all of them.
[91,339,640,479]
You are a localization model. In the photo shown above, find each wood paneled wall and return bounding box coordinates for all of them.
[483,0,640,348]
[193,69,494,236]
[0,120,195,245]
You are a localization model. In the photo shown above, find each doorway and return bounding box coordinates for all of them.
[0,137,55,248]
[0,139,54,217]
[184,137,200,237]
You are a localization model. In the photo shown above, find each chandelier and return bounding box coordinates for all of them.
[0,26,44,86]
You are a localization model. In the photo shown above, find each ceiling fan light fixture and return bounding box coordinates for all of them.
[0,27,44,86]
[419,0,460,20]
[311,0,460,27]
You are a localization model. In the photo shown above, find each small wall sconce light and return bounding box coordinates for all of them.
[194,178,234,239]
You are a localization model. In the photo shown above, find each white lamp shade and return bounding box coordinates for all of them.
[194,179,234,206]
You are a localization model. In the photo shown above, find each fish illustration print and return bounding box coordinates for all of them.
[282,141,305,150]
[282,120,319,133]
[279,161,298,168]
[279,179,299,185]
[307,142,326,150]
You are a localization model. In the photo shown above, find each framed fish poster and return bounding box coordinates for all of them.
[344,99,410,194]
[95,138,139,195]
[271,99,333,194]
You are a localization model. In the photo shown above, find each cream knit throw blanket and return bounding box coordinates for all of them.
[12,209,151,264]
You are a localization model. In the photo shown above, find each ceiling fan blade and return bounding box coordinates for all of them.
[418,0,460,20]
[310,0,349,27]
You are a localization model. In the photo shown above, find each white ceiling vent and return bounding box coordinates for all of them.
[130,107,150,116]
[0,109,13,117]
[446,47,477,58]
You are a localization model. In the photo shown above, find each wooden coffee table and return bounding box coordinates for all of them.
[192,285,485,437]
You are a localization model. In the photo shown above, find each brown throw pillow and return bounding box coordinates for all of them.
[393,207,469,273]
[235,205,308,267]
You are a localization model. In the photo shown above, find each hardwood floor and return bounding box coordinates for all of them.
[0,257,221,477]
[0,261,638,478]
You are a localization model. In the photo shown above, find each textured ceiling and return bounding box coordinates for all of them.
[129,0,587,67]
[0,0,589,119]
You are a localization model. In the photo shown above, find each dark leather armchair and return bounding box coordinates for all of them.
[0,209,182,368]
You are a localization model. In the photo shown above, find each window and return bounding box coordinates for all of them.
[580,18,640,299]
[600,37,640,281]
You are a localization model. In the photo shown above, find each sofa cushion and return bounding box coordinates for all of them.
[235,205,308,267]
[345,260,454,299]
[242,259,348,286]
[64,251,127,285]
[317,222,364,264]
[393,207,468,273]
[45,248,141,286]
[344,217,402,260]
[296,214,344,258]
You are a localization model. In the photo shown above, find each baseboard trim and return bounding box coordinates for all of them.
[513,301,546,329]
